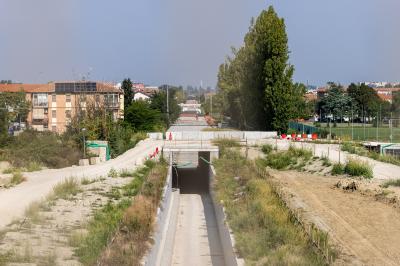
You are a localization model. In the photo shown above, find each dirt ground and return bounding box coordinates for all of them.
[270,170,400,266]
[0,176,133,265]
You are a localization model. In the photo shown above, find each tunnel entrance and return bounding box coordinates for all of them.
[172,151,211,194]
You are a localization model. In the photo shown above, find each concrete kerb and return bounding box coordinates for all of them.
[209,166,245,266]
[144,166,180,266]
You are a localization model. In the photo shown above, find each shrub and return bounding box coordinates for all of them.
[261,144,273,155]
[0,130,80,169]
[344,159,373,179]
[331,163,345,175]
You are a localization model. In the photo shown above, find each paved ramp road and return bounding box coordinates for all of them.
[172,193,225,266]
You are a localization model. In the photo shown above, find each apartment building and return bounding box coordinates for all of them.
[0,81,124,133]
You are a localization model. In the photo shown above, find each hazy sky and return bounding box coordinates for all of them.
[0,0,399,87]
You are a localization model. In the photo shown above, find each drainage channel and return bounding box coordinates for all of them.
[171,152,225,266]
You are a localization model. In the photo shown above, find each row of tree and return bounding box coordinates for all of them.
[316,82,398,124]
[215,6,307,133]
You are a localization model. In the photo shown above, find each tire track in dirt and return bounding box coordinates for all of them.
[272,170,400,266]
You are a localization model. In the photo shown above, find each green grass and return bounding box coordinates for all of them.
[214,150,326,265]
[344,159,373,179]
[331,163,345,175]
[382,179,400,188]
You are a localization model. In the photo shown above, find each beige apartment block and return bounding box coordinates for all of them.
[0,81,124,133]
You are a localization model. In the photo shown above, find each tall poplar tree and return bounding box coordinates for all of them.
[217,6,304,132]
[122,78,133,111]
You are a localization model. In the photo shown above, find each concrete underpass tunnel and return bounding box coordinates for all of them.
[172,151,211,194]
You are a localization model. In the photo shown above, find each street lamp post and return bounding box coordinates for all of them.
[82,128,87,158]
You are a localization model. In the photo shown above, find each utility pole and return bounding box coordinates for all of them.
[166,85,170,126]
[210,93,213,116]
[351,106,354,141]
[390,112,393,143]
[376,110,379,142]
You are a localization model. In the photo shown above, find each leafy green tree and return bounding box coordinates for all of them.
[122,79,133,110]
[320,83,353,123]
[216,6,304,132]
[0,91,29,139]
[151,87,180,127]
[124,101,162,131]
[347,83,383,121]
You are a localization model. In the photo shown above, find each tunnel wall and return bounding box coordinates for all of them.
[209,166,245,266]
[144,166,179,266]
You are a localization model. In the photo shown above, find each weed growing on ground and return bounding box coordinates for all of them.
[81,177,96,185]
[331,163,345,175]
[321,156,332,167]
[344,159,373,179]
[382,179,400,188]
[26,162,42,172]
[10,172,26,185]
[119,168,136,178]
[108,168,118,178]
[50,178,81,200]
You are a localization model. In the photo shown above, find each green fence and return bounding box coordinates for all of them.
[288,121,319,134]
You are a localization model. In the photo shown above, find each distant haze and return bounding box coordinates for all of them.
[0,0,399,87]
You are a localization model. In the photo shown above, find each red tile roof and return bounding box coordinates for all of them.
[0,83,54,93]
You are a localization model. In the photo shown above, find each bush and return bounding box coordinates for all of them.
[262,146,312,170]
[0,130,80,169]
[344,159,373,179]
[331,163,345,175]
[261,144,273,155]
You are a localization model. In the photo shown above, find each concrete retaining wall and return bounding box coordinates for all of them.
[209,166,245,266]
[148,131,277,141]
[144,166,179,266]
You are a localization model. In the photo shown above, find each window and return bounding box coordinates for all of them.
[66,94,71,102]
[44,108,48,114]
[52,94,56,102]
[65,110,71,118]
[104,94,119,107]
[52,110,56,118]
[33,93,48,107]
[52,126,57,132]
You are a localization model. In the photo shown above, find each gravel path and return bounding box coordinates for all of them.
[0,139,162,229]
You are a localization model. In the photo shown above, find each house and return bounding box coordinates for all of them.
[0,81,124,133]
[134,91,151,101]
[133,86,159,101]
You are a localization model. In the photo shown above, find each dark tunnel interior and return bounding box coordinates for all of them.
[172,151,211,194]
